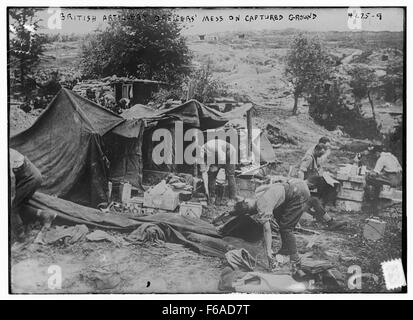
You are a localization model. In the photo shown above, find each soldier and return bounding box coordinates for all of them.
[299,143,337,203]
[199,139,238,206]
[10,149,56,241]
[368,146,402,188]
[232,178,345,269]
[365,146,402,210]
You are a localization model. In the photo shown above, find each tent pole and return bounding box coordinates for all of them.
[247,109,252,160]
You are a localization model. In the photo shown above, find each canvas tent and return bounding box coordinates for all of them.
[124,100,232,173]
[10,88,145,206]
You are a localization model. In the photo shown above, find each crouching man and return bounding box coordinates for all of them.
[10,148,56,241]
[232,178,344,269]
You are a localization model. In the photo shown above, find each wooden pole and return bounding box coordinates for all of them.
[247,109,252,161]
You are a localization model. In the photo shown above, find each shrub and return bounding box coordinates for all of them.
[308,78,381,140]
[80,8,191,84]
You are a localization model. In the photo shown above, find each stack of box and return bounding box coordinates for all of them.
[124,197,144,215]
[335,164,366,212]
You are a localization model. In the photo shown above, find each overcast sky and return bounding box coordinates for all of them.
[34,7,404,35]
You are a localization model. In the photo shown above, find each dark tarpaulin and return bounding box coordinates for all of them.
[121,104,159,120]
[28,192,231,257]
[221,103,254,121]
[10,88,125,207]
[121,100,226,129]
[159,99,228,130]
[28,193,272,262]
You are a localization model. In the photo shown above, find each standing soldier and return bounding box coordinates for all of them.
[199,139,238,206]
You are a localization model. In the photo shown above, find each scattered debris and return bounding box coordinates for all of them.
[322,268,346,290]
[301,258,334,275]
[295,225,320,235]
[225,248,256,271]
[80,265,122,290]
[306,234,321,249]
[86,230,117,243]
[363,218,386,241]
[126,223,166,244]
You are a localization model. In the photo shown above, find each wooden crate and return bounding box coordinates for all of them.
[336,173,365,184]
[337,188,365,202]
[144,183,179,211]
[179,202,203,219]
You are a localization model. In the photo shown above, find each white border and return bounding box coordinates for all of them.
[0,0,410,300]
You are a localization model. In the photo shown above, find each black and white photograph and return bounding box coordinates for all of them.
[5,4,407,296]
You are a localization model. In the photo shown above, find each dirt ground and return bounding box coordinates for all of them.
[11,239,224,294]
[10,198,402,294]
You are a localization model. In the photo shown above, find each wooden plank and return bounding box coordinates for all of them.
[337,188,365,202]
[336,173,349,181]
[379,189,402,202]
[349,175,366,184]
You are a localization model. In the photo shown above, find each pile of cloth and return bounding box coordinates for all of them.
[219,249,307,293]
[218,248,342,293]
